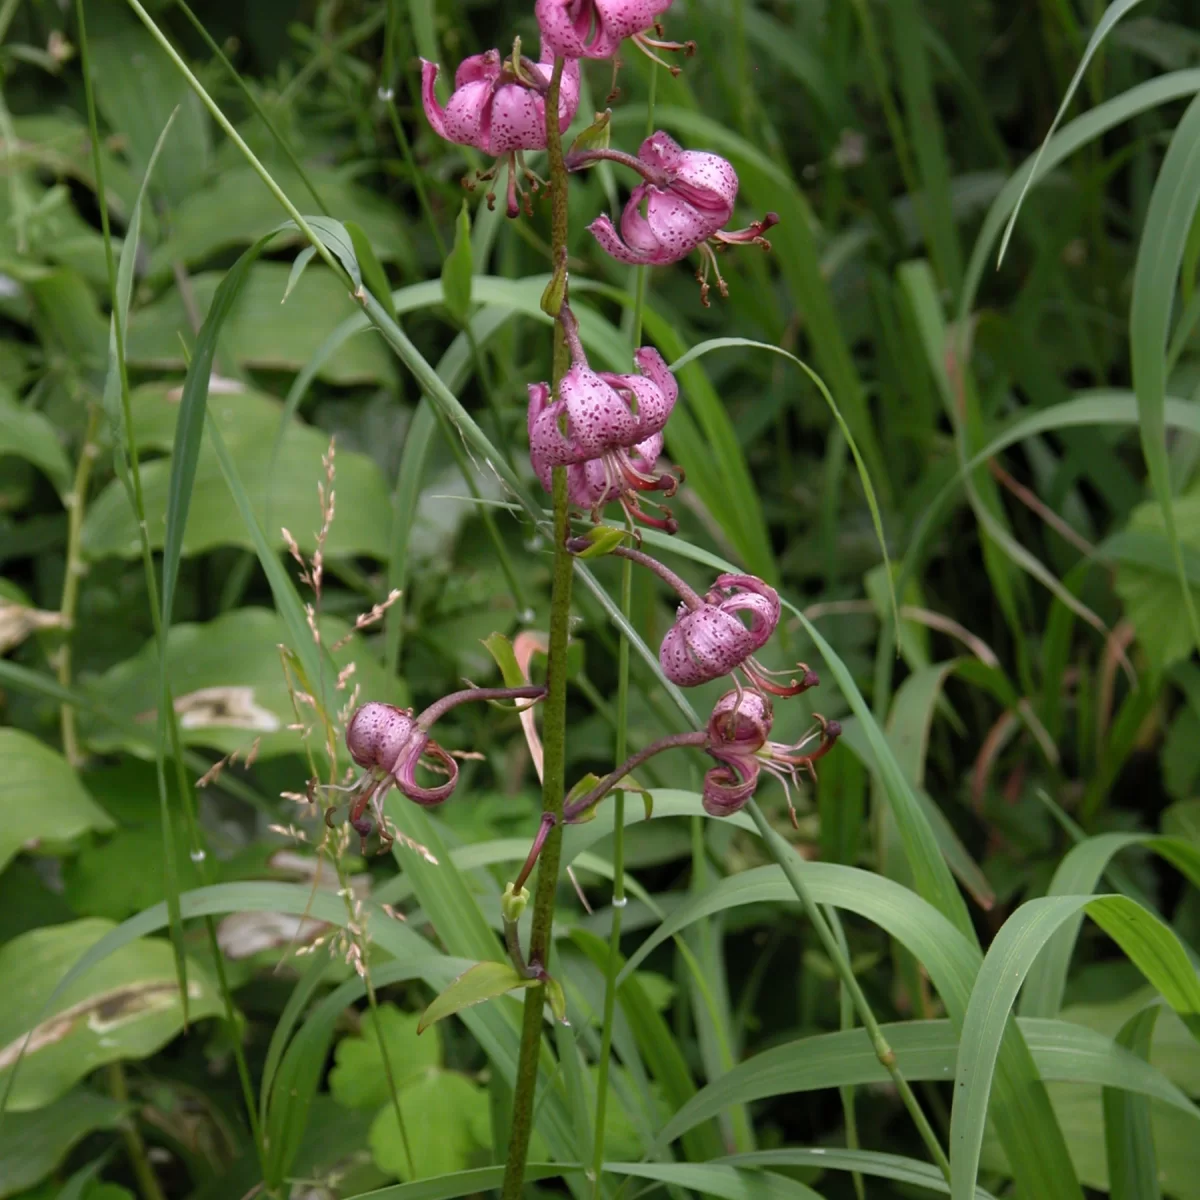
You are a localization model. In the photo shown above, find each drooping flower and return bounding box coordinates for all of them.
[421,45,581,216]
[527,310,681,530]
[659,573,818,695]
[702,688,841,821]
[324,688,544,852]
[535,0,692,70]
[572,132,779,304]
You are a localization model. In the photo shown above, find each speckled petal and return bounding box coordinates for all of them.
[670,149,739,216]
[346,702,420,774]
[454,49,503,88]
[660,607,756,686]
[486,83,547,152]
[566,457,613,507]
[440,80,494,148]
[560,363,639,457]
[529,395,583,467]
[587,213,657,265]
[640,189,725,259]
[707,573,780,649]
[707,688,773,751]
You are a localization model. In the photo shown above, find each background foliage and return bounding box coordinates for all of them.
[5,0,1200,1197]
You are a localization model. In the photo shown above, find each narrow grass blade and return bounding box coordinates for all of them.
[655,1016,1200,1150]
[1104,1006,1163,1200]
[950,894,1200,1200]
[671,336,895,631]
[1129,92,1200,655]
[963,69,1200,320]
[996,0,1148,266]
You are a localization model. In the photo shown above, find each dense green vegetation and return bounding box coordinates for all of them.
[5,0,1200,1197]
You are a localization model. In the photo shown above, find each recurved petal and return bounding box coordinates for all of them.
[530,397,585,467]
[597,0,676,39]
[670,149,739,215]
[397,737,460,806]
[588,213,656,265]
[454,49,503,88]
[440,80,495,148]
[702,755,759,816]
[420,60,452,142]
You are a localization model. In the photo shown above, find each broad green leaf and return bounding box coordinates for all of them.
[146,165,412,279]
[78,607,403,758]
[0,394,71,496]
[418,962,536,1033]
[125,263,390,384]
[951,894,1200,1200]
[83,385,392,562]
[369,1069,491,1181]
[0,918,222,1110]
[1114,490,1200,670]
[0,1088,128,1200]
[330,1004,442,1109]
[0,730,114,873]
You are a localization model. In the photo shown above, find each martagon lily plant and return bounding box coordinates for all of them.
[312,0,950,1193]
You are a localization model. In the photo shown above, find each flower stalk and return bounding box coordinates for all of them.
[501,55,573,1200]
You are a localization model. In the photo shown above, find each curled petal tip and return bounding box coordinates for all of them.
[420,59,450,141]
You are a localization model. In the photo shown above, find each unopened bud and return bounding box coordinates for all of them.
[501,882,530,925]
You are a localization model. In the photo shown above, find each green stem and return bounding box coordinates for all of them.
[501,57,571,1200]
[107,1063,167,1200]
[745,800,951,1184]
[57,404,101,766]
[589,552,632,1194]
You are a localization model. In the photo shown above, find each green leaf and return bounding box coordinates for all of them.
[544,974,567,1025]
[369,1069,491,1181]
[481,631,525,689]
[346,219,398,321]
[0,918,222,1110]
[0,730,114,873]
[418,962,535,1033]
[654,1015,1200,1150]
[84,385,392,563]
[1021,832,1200,1019]
[600,1160,824,1200]
[1104,1006,1163,1200]
[996,0,1148,265]
[126,263,390,384]
[441,202,473,324]
[950,894,1200,1200]
[1129,91,1200,656]
[330,1004,442,1109]
[0,1088,128,1200]
[78,607,403,759]
[0,393,71,497]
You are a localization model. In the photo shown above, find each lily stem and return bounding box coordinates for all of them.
[500,56,572,1200]
[745,799,952,1184]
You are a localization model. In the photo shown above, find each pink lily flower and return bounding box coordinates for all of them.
[659,573,819,696]
[322,688,544,852]
[571,132,779,304]
[702,688,841,821]
[527,309,681,530]
[421,45,581,216]
[535,0,692,70]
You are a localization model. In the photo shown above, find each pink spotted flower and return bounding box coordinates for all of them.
[421,45,581,216]
[660,573,818,696]
[535,0,693,71]
[528,308,681,531]
[702,689,841,821]
[322,687,544,852]
[570,132,779,304]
